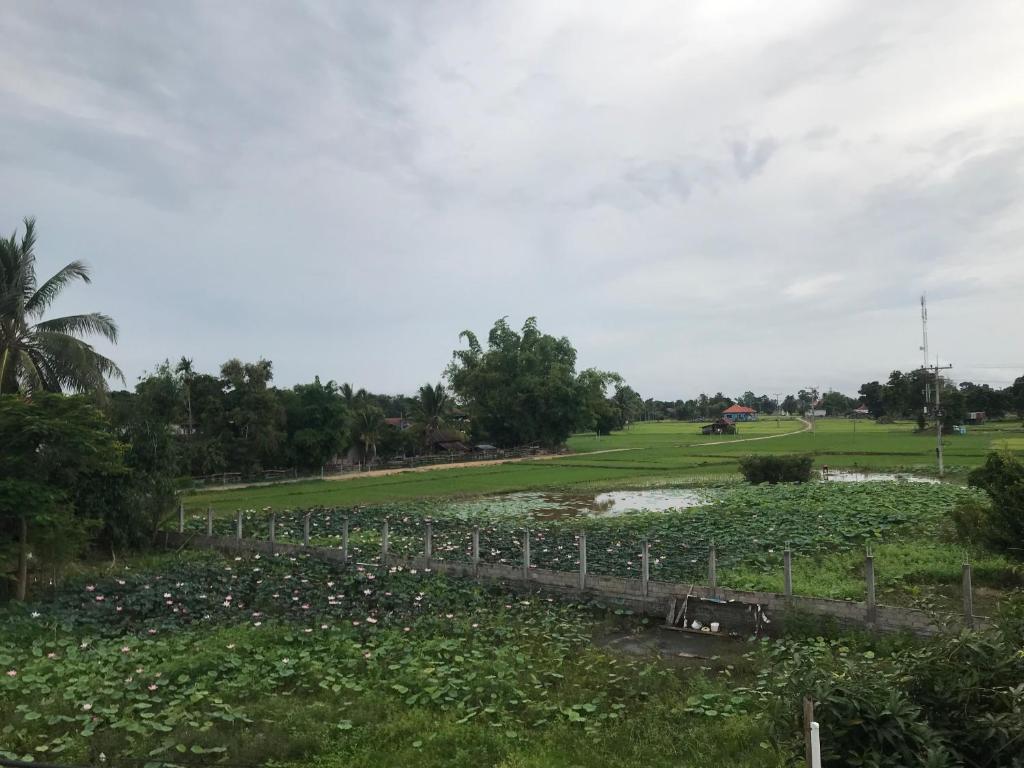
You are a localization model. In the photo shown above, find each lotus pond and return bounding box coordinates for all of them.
[181,482,1019,609]
[1,550,795,768]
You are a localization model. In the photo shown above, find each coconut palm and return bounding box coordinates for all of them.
[0,217,123,394]
[348,404,384,466]
[412,382,452,445]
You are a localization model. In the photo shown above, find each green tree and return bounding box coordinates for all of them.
[965,452,1024,556]
[446,317,596,448]
[0,394,124,600]
[220,358,285,474]
[348,405,385,465]
[411,382,453,449]
[858,381,885,417]
[281,377,349,470]
[0,217,123,394]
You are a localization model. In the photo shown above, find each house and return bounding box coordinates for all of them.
[966,411,986,425]
[850,404,872,419]
[426,429,470,453]
[384,417,411,430]
[721,404,757,422]
[701,419,737,435]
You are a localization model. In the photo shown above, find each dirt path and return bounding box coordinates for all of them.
[684,418,812,447]
[199,420,811,493]
[198,448,634,492]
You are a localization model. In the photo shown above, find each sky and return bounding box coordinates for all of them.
[2,1,1023,400]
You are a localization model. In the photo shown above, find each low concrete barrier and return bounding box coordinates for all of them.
[161,530,981,638]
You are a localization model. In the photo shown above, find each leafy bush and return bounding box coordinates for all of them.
[738,454,813,484]
[962,452,1024,557]
[754,612,1024,767]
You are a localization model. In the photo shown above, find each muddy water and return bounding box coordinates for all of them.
[445,488,710,520]
[820,470,939,484]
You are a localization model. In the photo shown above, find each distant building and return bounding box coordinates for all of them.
[384,417,411,430]
[851,404,872,419]
[721,404,757,422]
[966,411,986,425]
[701,419,737,435]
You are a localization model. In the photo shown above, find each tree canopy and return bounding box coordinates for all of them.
[0,217,122,394]
[446,317,620,448]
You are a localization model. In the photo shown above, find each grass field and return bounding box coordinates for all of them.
[184,417,1024,514]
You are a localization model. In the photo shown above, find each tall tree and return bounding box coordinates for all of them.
[0,394,124,600]
[0,217,123,394]
[446,317,600,448]
[348,404,385,465]
[412,382,452,447]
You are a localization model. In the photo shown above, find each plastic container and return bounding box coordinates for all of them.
[710,622,720,633]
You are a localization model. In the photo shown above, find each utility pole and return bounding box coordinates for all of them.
[920,295,931,415]
[772,392,782,426]
[916,360,953,477]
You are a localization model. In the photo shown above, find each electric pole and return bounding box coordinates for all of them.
[920,295,931,415]
[916,360,953,477]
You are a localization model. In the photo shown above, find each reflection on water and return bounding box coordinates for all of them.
[820,470,939,484]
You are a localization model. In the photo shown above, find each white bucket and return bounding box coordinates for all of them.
[710,622,720,633]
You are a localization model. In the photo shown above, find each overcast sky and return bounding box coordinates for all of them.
[2,1,1023,400]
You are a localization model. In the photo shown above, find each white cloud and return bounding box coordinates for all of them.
[1,0,1023,398]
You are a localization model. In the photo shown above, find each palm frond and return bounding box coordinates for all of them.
[25,260,91,316]
[34,312,118,343]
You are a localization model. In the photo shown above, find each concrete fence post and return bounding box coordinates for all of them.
[784,547,793,599]
[303,512,311,547]
[641,539,650,597]
[206,507,214,536]
[578,531,588,591]
[471,526,480,568]
[342,516,350,563]
[235,510,243,540]
[962,563,974,629]
[424,519,433,563]
[865,552,876,625]
[178,502,185,533]
[381,520,389,565]
[522,529,531,579]
[708,544,717,590]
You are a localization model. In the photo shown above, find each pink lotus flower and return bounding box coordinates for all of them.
[148,684,157,691]
[5,670,16,677]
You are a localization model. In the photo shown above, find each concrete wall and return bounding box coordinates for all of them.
[161,531,978,638]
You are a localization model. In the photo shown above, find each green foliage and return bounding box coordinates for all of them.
[752,619,1024,767]
[965,452,1024,557]
[738,454,813,484]
[0,552,785,767]
[0,216,122,394]
[0,394,125,598]
[446,317,620,448]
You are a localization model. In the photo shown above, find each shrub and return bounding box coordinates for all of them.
[965,452,1024,558]
[738,454,813,484]
[757,612,1024,767]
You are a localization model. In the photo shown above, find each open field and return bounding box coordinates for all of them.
[184,417,1024,513]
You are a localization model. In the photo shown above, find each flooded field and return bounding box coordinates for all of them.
[820,469,940,484]
[443,487,711,520]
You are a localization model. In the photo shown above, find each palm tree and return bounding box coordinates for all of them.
[348,405,384,467]
[0,217,123,394]
[175,357,195,436]
[340,382,368,409]
[412,382,452,447]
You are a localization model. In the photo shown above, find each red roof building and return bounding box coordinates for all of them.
[721,404,757,422]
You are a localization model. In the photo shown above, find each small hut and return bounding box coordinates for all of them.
[701,418,737,435]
